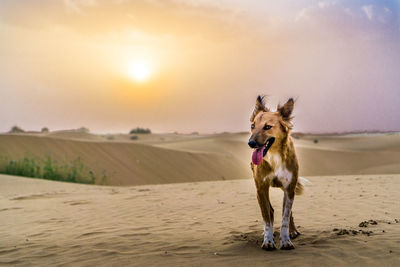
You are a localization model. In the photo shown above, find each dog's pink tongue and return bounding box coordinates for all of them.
[252,147,265,165]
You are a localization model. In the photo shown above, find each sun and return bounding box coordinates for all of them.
[128,62,151,82]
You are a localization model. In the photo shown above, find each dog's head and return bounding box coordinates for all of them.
[248,95,294,165]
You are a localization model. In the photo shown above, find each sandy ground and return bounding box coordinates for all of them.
[1,174,399,266]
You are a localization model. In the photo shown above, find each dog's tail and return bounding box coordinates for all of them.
[295,177,311,196]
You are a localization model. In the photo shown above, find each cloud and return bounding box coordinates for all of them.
[63,0,97,14]
[292,1,399,42]
[362,5,374,20]
[318,1,336,9]
[0,0,247,41]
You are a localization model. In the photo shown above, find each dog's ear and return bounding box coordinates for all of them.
[277,98,294,121]
[250,95,269,122]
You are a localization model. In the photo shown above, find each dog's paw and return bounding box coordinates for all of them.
[280,239,295,250]
[261,240,276,251]
[289,230,301,239]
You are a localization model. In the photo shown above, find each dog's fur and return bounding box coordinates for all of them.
[249,95,304,250]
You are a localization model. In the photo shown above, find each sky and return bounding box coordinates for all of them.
[0,0,399,134]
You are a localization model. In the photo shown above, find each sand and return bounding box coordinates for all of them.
[0,174,399,266]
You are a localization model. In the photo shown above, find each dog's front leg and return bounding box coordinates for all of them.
[280,190,295,250]
[255,180,276,250]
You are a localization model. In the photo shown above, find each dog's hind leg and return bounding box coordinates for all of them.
[289,214,300,239]
[255,181,276,250]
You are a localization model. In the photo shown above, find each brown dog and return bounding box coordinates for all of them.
[249,95,306,250]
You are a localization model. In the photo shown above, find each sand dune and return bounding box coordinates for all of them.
[154,132,400,176]
[294,134,400,175]
[0,135,249,185]
[0,174,398,266]
[1,132,400,185]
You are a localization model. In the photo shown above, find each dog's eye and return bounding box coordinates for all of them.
[263,125,272,130]
[251,124,255,129]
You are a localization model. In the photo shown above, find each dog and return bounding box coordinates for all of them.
[248,95,306,250]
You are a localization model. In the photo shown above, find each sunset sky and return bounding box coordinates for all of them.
[0,0,399,133]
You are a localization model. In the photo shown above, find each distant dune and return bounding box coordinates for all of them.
[294,134,400,176]
[155,132,400,176]
[0,132,399,185]
[0,134,249,185]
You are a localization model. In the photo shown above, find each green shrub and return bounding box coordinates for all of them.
[77,127,90,133]
[9,126,24,133]
[130,127,151,134]
[5,158,39,177]
[41,127,49,133]
[0,156,101,184]
[130,135,138,140]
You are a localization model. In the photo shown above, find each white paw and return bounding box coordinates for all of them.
[262,235,276,251]
[280,232,294,250]
[280,239,295,250]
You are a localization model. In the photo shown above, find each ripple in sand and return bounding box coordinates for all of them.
[10,192,67,200]
[0,207,23,212]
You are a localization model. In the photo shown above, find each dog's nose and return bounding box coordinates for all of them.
[248,140,257,148]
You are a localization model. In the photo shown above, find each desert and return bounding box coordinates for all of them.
[0,132,399,266]
[1,0,399,265]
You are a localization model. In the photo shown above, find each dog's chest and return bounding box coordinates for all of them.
[265,153,293,188]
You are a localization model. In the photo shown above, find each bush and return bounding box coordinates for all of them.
[77,127,90,133]
[106,135,115,140]
[0,156,98,184]
[130,127,151,134]
[313,139,319,144]
[5,158,39,178]
[9,126,24,133]
[41,127,49,133]
[130,135,138,140]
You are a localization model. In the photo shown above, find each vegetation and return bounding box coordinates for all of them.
[9,125,24,133]
[130,135,138,140]
[77,127,90,133]
[130,127,151,134]
[0,156,100,184]
[41,127,49,133]
[314,139,319,144]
